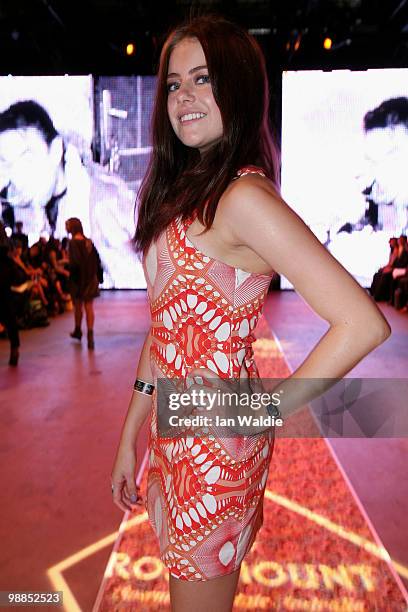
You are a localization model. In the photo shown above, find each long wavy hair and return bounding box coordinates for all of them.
[135,15,280,254]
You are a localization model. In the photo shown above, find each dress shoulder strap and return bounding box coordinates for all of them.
[233,165,266,180]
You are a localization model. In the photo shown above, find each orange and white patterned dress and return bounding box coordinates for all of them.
[143,166,275,581]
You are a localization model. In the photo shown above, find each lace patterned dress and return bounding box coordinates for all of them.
[142,166,275,581]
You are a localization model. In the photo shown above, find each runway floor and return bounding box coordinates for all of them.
[0,290,407,610]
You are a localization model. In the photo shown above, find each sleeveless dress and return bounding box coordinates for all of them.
[143,166,275,582]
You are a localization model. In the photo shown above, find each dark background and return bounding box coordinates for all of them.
[1,0,408,74]
[0,0,407,143]
[1,1,407,73]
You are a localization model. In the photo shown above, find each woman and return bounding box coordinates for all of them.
[10,241,49,308]
[111,16,391,611]
[65,217,100,350]
[42,238,71,315]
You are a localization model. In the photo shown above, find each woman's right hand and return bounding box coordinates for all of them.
[111,442,143,513]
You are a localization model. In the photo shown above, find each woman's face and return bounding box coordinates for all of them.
[167,38,223,154]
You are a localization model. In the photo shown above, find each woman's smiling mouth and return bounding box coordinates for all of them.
[179,112,207,123]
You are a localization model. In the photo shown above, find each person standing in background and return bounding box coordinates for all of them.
[65,217,100,350]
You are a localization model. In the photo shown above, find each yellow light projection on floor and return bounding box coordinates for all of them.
[46,490,408,611]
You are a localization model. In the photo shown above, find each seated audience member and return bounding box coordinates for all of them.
[26,240,59,314]
[0,222,20,365]
[61,237,69,256]
[393,275,408,311]
[382,237,399,271]
[28,241,45,269]
[370,237,398,299]
[11,241,48,305]
[43,237,71,314]
[370,235,408,301]
[11,221,29,252]
[388,235,408,306]
[9,241,49,327]
[390,243,408,308]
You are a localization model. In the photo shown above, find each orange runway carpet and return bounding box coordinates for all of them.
[95,317,407,611]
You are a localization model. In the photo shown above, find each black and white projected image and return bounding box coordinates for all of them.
[281,68,408,288]
[0,75,156,289]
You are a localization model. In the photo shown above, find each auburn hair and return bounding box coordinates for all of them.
[134,14,280,254]
[66,217,84,236]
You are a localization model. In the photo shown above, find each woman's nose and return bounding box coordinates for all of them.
[176,81,195,103]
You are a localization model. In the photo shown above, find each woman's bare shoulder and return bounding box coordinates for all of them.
[218,171,285,231]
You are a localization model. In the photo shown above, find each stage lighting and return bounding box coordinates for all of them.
[126,43,135,56]
[248,28,271,35]
[323,37,333,50]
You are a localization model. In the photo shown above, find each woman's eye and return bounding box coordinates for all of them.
[167,82,179,93]
[166,75,210,92]
[196,74,210,85]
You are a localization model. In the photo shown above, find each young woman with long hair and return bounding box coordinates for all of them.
[111,15,391,611]
[65,217,100,350]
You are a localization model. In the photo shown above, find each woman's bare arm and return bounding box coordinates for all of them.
[111,328,154,511]
[118,329,155,448]
[223,175,391,417]
[13,255,32,276]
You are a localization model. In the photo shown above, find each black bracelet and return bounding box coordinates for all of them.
[265,402,282,419]
[133,378,155,395]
